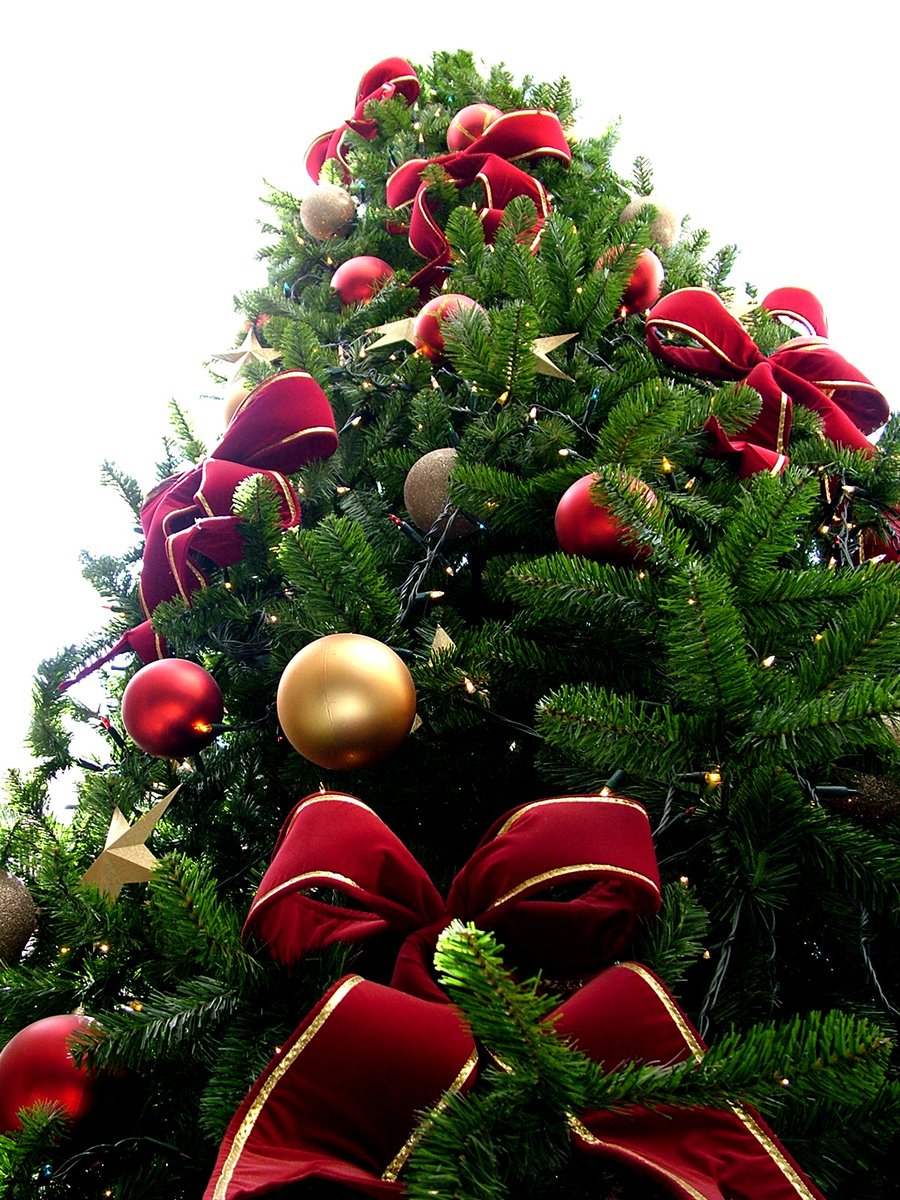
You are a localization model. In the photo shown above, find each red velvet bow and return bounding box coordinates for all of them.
[385,109,572,293]
[305,57,421,183]
[242,791,662,1000]
[204,966,823,1200]
[646,287,888,477]
[66,372,338,683]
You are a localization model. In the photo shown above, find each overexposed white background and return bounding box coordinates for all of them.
[1,1,895,778]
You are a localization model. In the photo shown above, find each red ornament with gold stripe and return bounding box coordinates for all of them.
[446,103,503,151]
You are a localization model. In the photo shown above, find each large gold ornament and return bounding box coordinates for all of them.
[0,871,36,964]
[276,634,417,770]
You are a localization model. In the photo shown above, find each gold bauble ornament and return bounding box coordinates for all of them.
[403,448,475,542]
[619,196,679,250]
[276,633,417,770]
[0,871,36,964]
[299,184,356,240]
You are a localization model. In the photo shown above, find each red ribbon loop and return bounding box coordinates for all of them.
[242,791,661,1000]
[65,372,338,684]
[305,57,421,183]
[385,110,571,293]
[205,966,824,1200]
[646,287,888,475]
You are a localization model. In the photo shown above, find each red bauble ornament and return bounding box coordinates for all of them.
[0,1015,99,1132]
[446,103,503,152]
[597,247,665,316]
[331,256,394,304]
[412,294,483,362]
[121,658,224,759]
[620,248,664,315]
[555,474,656,564]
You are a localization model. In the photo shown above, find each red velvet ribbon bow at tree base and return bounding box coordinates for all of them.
[645,287,889,478]
[66,372,338,683]
[208,823,825,1199]
[385,109,572,293]
[305,57,421,183]
[242,791,662,1000]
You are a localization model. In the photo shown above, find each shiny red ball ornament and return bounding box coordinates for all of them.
[555,474,656,565]
[412,294,483,362]
[619,248,664,315]
[446,103,503,152]
[0,1014,99,1132]
[331,256,394,305]
[121,658,224,759]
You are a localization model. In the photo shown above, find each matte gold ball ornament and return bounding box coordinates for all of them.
[403,448,476,542]
[299,184,356,240]
[0,871,36,964]
[276,634,417,770]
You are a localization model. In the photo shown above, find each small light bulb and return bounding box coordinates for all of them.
[464,677,478,694]
[687,598,697,606]
[705,770,722,787]
[223,581,233,590]
[780,1077,791,1087]
[661,457,674,473]
[702,949,711,960]
[428,590,445,600]
[350,415,363,427]
[59,945,71,956]
[267,614,279,624]
[819,525,830,535]
[813,632,824,642]
[335,485,350,496]
[575,286,583,294]
[679,875,690,886]
[130,1000,144,1012]
[599,786,611,797]
[97,941,110,954]
[558,447,572,457]
[761,654,776,668]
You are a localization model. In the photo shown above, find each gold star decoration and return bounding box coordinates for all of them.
[365,317,416,352]
[80,786,180,902]
[530,333,577,380]
[212,328,281,377]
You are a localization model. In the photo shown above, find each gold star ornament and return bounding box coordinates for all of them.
[80,786,180,902]
[212,328,281,375]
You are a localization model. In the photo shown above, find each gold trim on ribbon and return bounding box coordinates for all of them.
[211,975,364,1199]
[645,317,747,372]
[488,862,660,911]
[381,1049,479,1182]
[496,795,649,838]
[776,390,789,454]
[729,1106,819,1199]
[247,869,364,918]
[568,1116,709,1200]
[617,962,705,1062]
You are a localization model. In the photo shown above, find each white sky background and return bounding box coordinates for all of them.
[1,2,896,781]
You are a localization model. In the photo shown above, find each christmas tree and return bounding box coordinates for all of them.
[2,49,900,1200]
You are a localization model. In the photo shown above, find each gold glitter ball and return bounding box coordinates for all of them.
[299,184,356,241]
[403,448,475,542]
[619,196,679,250]
[0,870,36,964]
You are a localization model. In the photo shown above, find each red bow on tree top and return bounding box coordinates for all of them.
[242,790,661,1000]
[206,791,825,1200]
[305,57,421,183]
[646,287,888,477]
[385,108,572,293]
[66,371,338,684]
